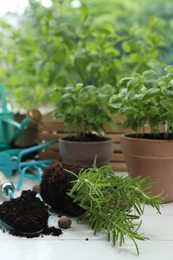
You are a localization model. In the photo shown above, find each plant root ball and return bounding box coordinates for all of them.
[58,216,72,229]
[40,162,84,216]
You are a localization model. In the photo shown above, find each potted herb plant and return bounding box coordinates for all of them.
[51,83,117,167]
[109,65,173,202]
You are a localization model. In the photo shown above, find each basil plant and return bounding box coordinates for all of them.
[109,65,173,139]
[51,83,117,138]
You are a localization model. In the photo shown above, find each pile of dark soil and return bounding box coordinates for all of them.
[0,190,62,238]
[40,162,84,216]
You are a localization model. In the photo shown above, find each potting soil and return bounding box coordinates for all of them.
[0,190,62,238]
[40,162,85,216]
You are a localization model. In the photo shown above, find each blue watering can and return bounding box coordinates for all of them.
[0,84,55,189]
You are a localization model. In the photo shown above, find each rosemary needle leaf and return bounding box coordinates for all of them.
[67,164,163,254]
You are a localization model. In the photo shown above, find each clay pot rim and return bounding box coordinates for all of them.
[121,133,173,143]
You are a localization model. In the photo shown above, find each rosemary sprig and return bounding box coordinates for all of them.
[67,161,163,254]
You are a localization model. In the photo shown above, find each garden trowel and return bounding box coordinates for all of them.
[0,171,14,199]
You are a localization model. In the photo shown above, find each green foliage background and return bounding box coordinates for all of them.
[0,0,172,109]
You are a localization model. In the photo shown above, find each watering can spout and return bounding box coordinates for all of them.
[27,109,42,124]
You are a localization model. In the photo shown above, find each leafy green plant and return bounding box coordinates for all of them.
[51,83,116,137]
[67,160,163,254]
[109,65,173,138]
[0,0,167,109]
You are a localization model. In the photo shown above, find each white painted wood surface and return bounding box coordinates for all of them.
[0,173,173,260]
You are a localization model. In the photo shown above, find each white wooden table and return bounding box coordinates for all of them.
[0,173,173,260]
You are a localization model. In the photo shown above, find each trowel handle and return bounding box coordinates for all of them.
[0,171,8,183]
[0,171,15,198]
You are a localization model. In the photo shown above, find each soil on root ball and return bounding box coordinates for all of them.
[40,162,85,216]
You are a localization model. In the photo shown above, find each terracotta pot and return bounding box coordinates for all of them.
[121,133,173,203]
[59,138,114,167]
